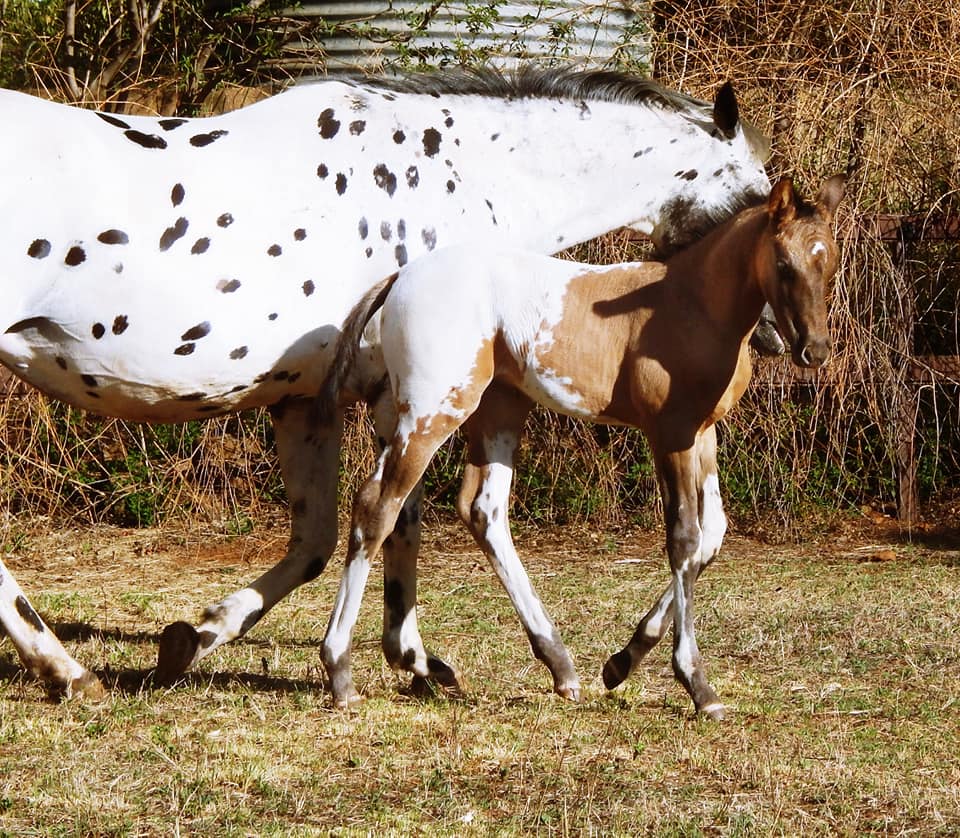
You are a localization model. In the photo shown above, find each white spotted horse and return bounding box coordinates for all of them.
[319,175,845,714]
[0,67,772,699]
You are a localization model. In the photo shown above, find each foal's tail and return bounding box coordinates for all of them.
[316,272,400,423]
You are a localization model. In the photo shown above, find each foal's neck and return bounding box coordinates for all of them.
[673,206,770,337]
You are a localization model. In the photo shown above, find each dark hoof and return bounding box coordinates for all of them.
[155,621,201,686]
[699,701,726,721]
[602,649,631,690]
[70,670,107,701]
[324,655,363,709]
[408,657,466,700]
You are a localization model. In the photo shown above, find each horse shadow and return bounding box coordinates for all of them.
[0,619,327,698]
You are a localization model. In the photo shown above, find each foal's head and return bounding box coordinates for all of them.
[760,174,845,368]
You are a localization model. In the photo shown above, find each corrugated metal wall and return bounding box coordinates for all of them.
[282,1,648,77]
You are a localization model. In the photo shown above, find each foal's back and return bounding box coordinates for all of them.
[380,241,751,437]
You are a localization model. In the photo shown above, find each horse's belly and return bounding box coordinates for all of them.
[0,319,335,422]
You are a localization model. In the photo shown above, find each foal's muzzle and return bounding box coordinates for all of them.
[793,334,831,368]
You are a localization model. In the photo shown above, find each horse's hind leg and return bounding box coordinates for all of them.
[0,557,105,700]
[459,385,581,701]
[603,426,726,692]
[156,398,343,684]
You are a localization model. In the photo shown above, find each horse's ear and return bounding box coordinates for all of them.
[815,173,846,221]
[768,177,797,230]
[713,82,739,139]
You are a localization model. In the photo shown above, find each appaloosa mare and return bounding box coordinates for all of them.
[319,174,844,716]
[0,67,772,699]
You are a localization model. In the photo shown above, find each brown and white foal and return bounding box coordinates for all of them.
[319,175,844,717]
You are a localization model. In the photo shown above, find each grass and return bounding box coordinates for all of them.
[2,516,959,835]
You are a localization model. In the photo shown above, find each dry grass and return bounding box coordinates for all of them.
[2,519,959,835]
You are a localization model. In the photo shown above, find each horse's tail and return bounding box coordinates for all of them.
[316,272,399,423]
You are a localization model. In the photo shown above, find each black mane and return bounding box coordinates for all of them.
[356,65,712,116]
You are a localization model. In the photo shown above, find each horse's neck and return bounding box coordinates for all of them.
[395,95,701,250]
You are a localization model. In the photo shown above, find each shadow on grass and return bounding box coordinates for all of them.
[105,666,324,696]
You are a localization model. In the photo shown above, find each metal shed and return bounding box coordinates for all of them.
[281,1,648,77]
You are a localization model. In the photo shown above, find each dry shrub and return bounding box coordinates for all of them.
[1,3,958,536]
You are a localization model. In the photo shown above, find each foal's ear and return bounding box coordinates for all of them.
[767,176,797,230]
[712,82,739,139]
[815,173,847,221]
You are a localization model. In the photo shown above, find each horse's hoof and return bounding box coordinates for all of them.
[699,701,726,721]
[602,649,631,690]
[155,621,201,685]
[326,662,363,709]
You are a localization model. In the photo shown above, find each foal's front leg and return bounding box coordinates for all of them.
[603,426,727,703]
[660,447,724,718]
[371,391,463,698]
[322,411,466,707]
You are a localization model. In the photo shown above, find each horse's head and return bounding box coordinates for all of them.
[759,174,845,368]
[648,82,772,256]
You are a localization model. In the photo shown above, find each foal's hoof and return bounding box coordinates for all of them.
[409,661,467,700]
[699,701,726,721]
[601,649,632,690]
[556,683,582,702]
[155,621,201,685]
[331,687,364,710]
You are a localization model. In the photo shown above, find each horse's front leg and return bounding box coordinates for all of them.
[459,386,580,701]
[603,425,727,691]
[0,557,105,700]
[156,398,344,683]
[660,446,724,719]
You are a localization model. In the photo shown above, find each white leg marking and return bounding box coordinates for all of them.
[323,549,373,664]
[0,557,95,694]
[478,459,555,640]
[699,472,727,564]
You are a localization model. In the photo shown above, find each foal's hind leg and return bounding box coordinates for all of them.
[156,399,344,683]
[322,408,471,707]
[603,429,726,718]
[459,385,581,701]
[370,391,464,698]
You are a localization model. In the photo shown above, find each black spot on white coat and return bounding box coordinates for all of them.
[373,165,397,197]
[318,109,340,139]
[96,113,130,130]
[181,322,211,341]
[27,239,51,259]
[65,246,86,266]
[159,218,188,251]
[190,130,228,147]
[124,130,167,150]
[98,230,129,245]
[422,128,442,157]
